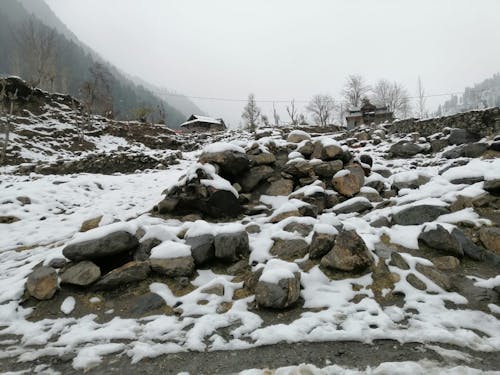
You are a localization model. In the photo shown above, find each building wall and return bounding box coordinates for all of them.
[390,107,500,137]
[181,122,226,133]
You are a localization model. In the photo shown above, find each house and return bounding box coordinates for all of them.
[180,115,227,133]
[345,99,393,129]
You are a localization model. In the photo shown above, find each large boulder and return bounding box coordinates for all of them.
[60,261,101,286]
[418,225,464,257]
[185,234,215,265]
[389,141,424,158]
[283,160,313,177]
[448,129,480,145]
[255,260,301,309]
[214,231,250,262]
[266,179,294,196]
[479,227,500,254]
[270,239,309,260]
[199,150,249,178]
[287,130,311,143]
[309,231,336,259]
[26,266,58,300]
[443,143,488,159]
[313,160,343,178]
[62,231,139,262]
[332,170,361,197]
[392,205,449,225]
[238,165,274,192]
[321,230,373,271]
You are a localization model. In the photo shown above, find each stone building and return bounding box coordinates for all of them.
[180,115,227,133]
[346,99,393,129]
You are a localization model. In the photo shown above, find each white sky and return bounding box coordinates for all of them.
[45,0,500,126]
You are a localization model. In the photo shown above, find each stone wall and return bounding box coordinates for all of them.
[390,107,500,137]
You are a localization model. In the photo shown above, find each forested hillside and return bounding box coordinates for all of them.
[0,0,202,127]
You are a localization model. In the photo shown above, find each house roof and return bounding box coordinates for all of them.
[180,115,224,127]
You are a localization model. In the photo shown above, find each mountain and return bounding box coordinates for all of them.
[0,0,202,127]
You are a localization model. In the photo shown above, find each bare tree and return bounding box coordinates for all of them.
[0,83,17,165]
[80,62,114,118]
[306,94,336,126]
[372,79,411,118]
[15,19,57,90]
[417,76,427,118]
[286,99,298,126]
[241,93,261,132]
[133,106,154,123]
[272,102,280,126]
[341,75,370,109]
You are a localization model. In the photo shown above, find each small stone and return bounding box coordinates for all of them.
[255,272,301,309]
[415,263,452,291]
[479,227,500,254]
[0,216,20,224]
[185,234,215,265]
[389,252,410,270]
[150,256,195,277]
[392,205,449,226]
[92,261,150,291]
[283,222,313,236]
[406,273,427,290]
[270,239,309,260]
[79,216,103,232]
[266,179,294,196]
[245,224,261,234]
[309,231,336,259]
[26,266,58,300]
[48,257,67,269]
[201,284,225,296]
[321,230,373,271]
[332,171,361,197]
[60,261,101,286]
[16,196,31,205]
[214,231,250,262]
[418,225,464,257]
[432,256,460,270]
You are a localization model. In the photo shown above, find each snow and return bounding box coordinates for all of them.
[259,259,300,284]
[333,197,371,211]
[333,169,350,178]
[150,241,191,259]
[288,130,310,140]
[60,297,76,315]
[202,142,245,154]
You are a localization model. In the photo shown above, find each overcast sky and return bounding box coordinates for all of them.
[45,0,500,126]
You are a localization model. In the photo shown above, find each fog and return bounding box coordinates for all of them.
[45,0,500,127]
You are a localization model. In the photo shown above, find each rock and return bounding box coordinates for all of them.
[201,284,225,296]
[484,179,500,195]
[321,230,373,271]
[48,257,67,269]
[389,252,410,270]
[266,179,294,196]
[150,256,195,277]
[332,171,361,197]
[321,144,343,160]
[134,238,161,261]
[26,266,58,300]
[370,259,398,302]
[430,139,448,153]
[432,256,460,270]
[93,261,150,290]
[16,196,31,205]
[255,271,301,309]
[0,216,20,224]
[287,130,310,143]
[392,205,449,226]
[80,216,103,232]
[448,129,480,145]
[346,164,366,184]
[245,224,261,234]
[415,263,452,291]
[313,160,343,178]
[270,210,301,223]
[270,239,309,260]
[297,141,314,157]
[62,231,139,262]
[443,143,488,159]
[389,141,423,158]
[406,273,427,290]
[185,234,215,265]
[451,228,485,260]
[249,153,276,165]
[214,231,250,262]
[130,293,166,315]
[479,227,500,254]
[392,175,430,191]
[283,222,313,236]
[333,197,373,214]
[60,261,101,286]
[227,259,249,275]
[418,225,464,257]
[359,154,373,167]
[199,150,249,177]
[283,160,313,177]
[370,216,390,228]
[238,165,274,192]
[158,198,179,214]
[309,231,336,259]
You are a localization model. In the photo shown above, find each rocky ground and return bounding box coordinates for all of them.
[1,84,500,374]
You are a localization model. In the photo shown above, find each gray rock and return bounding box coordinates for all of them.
[418,225,464,257]
[443,143,488,159]
[451,228,486,260]
[214,231,250,262]
[321,230,373,271]
[135,238,161,261]
[297,141,314,157]
[309,231,336,259]
[92,261,150,290]
[406,273,427,290]
[62,231,139,262]
[270,239,309,260]
[389,141,424,158]
[479,227,500,254]
[448,129,480,145]
[283,160,313,177]
[283,222,313,236]
[392,205,449,226]
[266,179,294,196]
[389,252,410,270]
[199,150,250,177]
[333,197,373,214]
[26,266,58,300]
[249,153,276,165]
[313,160,343,178]
[415,263,452,291]
[392,175,430,191]
[48,257,67,269]
[432,256,460,270]
[255,272,301,309]
[359,154,373,167]
[201,283,225,296]
[150,256,195,277]
[185,234,215,265]
[60,261,101,286]
[130,292,166,315]
[332,171,361,197]
[238,165,274,192]
[484,179,500,194]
